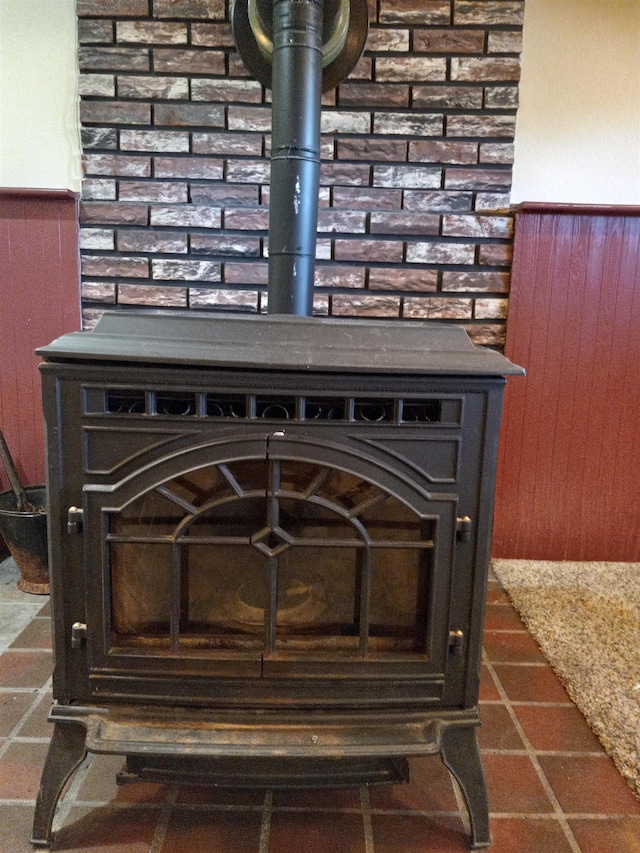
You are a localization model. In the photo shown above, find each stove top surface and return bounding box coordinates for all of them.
[37,311,524,376]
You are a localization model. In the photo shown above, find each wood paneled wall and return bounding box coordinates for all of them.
[0,190,80,494]
[493,204,640,561]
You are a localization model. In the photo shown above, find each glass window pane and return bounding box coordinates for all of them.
[110,490,184,537]
[360,496,432,543]
[186,496,266,541]
[111,542,172,644]
[313,468,383,513]
[226,459,269,494]
[369,549,431,652]
[275,546,359,653]
[278,497,360,543]
[183,543,266,651]
[163,467,238,508]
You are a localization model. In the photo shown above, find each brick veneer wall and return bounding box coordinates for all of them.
[77,0,523,346]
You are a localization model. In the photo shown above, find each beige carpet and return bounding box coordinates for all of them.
[491,559,640,800]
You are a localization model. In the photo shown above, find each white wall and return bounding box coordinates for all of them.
[0,0,81,191]
[512,0,640,204]
[0,0,638,203]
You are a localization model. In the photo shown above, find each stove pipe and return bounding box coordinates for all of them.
[268,0,325,316]
[232,0,368,316]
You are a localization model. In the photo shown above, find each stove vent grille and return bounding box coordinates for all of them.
[99,389,447,424]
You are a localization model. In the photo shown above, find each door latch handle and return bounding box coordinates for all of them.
[67,506,83,534]
[456,516,472,542]
[71,622,87,649]
[449,629,465,656]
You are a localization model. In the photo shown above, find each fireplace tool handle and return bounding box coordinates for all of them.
[0,428,38,512]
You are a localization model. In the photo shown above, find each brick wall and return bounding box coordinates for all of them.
[77,0,523,346]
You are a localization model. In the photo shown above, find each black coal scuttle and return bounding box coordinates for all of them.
[31,2,523,850]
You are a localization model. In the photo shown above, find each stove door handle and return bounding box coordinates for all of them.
[67,506,84,535]
[456,516,472,543]
[71,622,87,649]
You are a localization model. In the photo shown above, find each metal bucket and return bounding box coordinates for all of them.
[0,486,49,594]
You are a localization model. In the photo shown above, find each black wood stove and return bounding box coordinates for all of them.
[33,313,521,849]
[32,2,522,849]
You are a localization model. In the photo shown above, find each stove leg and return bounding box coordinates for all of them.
[440,724,491,850]
[31,719,88,848]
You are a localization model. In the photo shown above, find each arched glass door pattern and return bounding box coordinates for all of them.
[106,455,441,661]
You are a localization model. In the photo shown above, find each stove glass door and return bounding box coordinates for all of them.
[85,439,458,694]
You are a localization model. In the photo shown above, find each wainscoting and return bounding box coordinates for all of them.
[0,189,80,493]
[493,204,640,561]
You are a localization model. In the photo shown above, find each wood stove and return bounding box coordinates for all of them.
[32,2,523,847]
[32,312,521,849]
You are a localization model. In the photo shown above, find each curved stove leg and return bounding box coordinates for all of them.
[440,724,491,850]
[31,719,88,848]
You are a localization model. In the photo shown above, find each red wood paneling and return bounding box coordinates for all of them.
[0,189,80,493]
[493,204,640,561]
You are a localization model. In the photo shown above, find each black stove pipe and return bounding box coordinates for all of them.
[267,0,325,315]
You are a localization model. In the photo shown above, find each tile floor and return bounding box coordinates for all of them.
[0,556,639,853]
